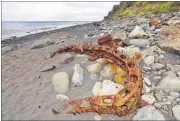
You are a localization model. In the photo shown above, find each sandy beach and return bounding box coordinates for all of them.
[2,11,180,120]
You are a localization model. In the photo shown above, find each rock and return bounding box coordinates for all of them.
[112,29,127,44]
[1,45,17,54]
[143,56,154,66]
[31,38,54,49]
[40,65,56,72]
[92,80,124,96]
[129,39,150,48]
[172,105,180,120]
[128,26,149,39]
[144,77,151,86]
[52,72,69,93]
[158,25,180,54]
[142,94,156,104]
[90,74,98,81]
[176,71,180,77]
[166,20,180,25]
[155,55,164,63]
[96,58,106,64]
[149,18,160,27]
[170,92,180,98]
[154,102,162,108]
[76,54,89,58]
[117,45,140,58]
[56,94,70,101]
[143,66,151,71]
[87,31,95,37]
[154,90,164,101]
[176,98,180,104]
[133,105,165,120]
[72,64,83,86]
[92,82,102,96]
[87,63,102,74]
[158,73,180,92]
[151,63,165,71]
[100,65,114,80]
[153,76,162,81]
[143,83,151,93]
[60,53,74,64]
[94,114,102,120]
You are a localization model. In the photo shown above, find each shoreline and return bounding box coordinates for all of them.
[1,21,100,46]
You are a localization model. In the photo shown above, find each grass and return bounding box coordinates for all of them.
[107,2,180,19]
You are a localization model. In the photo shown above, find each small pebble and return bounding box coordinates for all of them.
[143,66,151,71]
[144,77,151,86]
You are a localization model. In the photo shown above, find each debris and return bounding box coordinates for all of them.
[51,44,143,117]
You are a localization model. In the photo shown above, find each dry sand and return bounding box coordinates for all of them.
[1,31,132,120]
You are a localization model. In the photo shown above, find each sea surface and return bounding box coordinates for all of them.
[2,21,90,40]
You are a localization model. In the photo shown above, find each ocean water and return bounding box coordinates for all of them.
[2,21,90,40]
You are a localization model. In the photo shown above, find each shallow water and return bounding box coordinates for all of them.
[2,21,90,40]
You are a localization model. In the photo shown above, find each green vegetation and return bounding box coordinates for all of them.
[107,2,180,19]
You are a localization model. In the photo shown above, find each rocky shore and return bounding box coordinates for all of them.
[2,11,180,120]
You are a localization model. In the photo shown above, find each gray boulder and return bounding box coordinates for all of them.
[133,105,165,120]
[31,38,54,49]
[129,39,150,48]
[158,72,180,92]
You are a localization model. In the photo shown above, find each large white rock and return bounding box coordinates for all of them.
[52,72,69,93]
[92,80,124,96]
[72,64,84,86]
[133,105,165,120]
[158,72,180,92]
[100,65,114,80]
[129,26,148,39]
[92,82,102,96]
[172,105,180,120]
[87,63,102,74]
[143,55,154,66]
